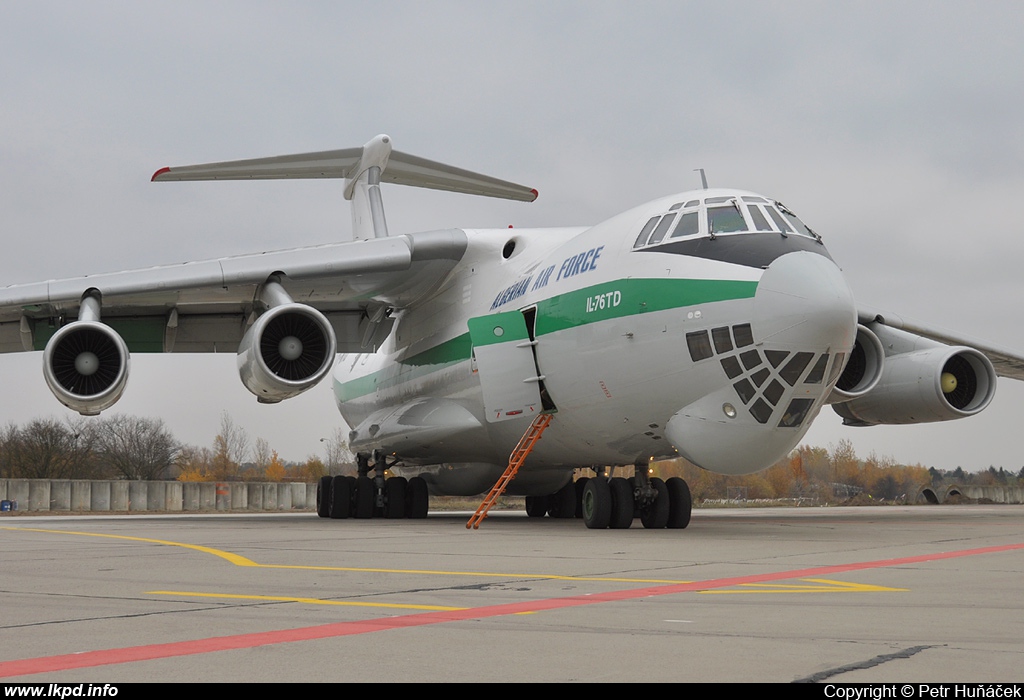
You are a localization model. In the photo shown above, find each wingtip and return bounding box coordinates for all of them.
[151,166,171,182]
[530,188,539,202]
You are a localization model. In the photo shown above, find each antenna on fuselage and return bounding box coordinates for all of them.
[694,168,708,189]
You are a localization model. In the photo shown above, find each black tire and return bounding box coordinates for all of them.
[329,475,352,519]
[525,495,550,517]
[316,475,332,518]
[573,477,589,518]
[666,477,692,529]
[354,475,375,519]
[406,476,429,519]
[582,478,611,529]
[548,481,576,519]
[384,477,407,519]
[608,477,634,529]
[640,477,669,529]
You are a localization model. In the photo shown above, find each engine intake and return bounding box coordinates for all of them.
[42,321,130,416]
[833,346,996,425]
[237,303,338,403]
[826,324,884,403]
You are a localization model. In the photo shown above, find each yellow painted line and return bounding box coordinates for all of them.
[2,527,689,584]
[147,590,466,612]
[698,577,907,594]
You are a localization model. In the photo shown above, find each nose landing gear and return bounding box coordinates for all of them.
[581,467,691,530]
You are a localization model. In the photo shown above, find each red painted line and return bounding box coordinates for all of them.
[2,541,1022,678]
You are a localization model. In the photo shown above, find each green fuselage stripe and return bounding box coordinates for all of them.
[335,277,757,400]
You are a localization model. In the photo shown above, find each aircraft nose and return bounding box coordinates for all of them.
[752,251,857,351]
[665,251,857,475]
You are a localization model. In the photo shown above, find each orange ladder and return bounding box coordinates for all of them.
[466,412,553,529]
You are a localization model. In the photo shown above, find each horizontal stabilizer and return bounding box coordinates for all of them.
[152,138,538,202]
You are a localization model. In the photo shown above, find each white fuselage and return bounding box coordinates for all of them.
[333,188,858,493]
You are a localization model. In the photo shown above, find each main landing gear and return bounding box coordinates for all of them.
[315,450,428,520]
[580,468,691,530]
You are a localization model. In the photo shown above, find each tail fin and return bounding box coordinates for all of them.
[152,134,538,240]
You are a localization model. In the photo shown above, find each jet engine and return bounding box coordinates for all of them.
[833,346,996,425]
[42,320,130,416]
[827,324,885,403]
[237,302,338,403]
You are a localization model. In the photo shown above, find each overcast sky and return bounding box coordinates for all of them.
[2,1,1023,471]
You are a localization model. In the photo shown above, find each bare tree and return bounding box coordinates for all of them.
[0,417,99,479]
[321,426,355,476]
[94,415,179,480]
[211,412,249,480]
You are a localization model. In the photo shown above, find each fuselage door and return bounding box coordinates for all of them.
[468,311,544,422]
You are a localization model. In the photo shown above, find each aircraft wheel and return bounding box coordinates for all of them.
[582,478,611,529]
[329,475,352,519]
[384,477,407,519]
[608,477,634,529]
[354,475,375,519]
[525,495,550,517]
[406,476,429,519]
[573,477,589,518]
[316,475,332,518]
[666,477,692,529]
[548,481,576,518]
[640,477,669,529]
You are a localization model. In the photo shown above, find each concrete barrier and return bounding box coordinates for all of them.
[165,481,183,511]
[182,482,200,511]
[8,480,29,511]
[229,483,247,510]
[28,480,50,512]
[90,481,111,511]
[129,481,148,511]
[247,483,263,510]
[111,481,129,511]
[0,479,319,513]
[50,481,71,511]
[71,481,91,510]
[146,481,164,511]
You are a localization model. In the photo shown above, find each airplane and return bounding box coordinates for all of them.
[2,134,1023,530]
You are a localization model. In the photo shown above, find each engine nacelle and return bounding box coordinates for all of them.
[833,346,996,425]
[827,324,885,403]
[42,321,130,416]
[237,303,337,403]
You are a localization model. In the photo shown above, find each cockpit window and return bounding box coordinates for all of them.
[776,202,817,238]
[708,205,747,234]
[765,206,794,233]
[747,205,773,232]
[647,213,677,245]
[634,216,660,248]
[670,211,700,239]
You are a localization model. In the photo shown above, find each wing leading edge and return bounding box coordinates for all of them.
[0,229,468,355]
[858,307,1024,381]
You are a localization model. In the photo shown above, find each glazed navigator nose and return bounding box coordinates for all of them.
[666,251,858,475]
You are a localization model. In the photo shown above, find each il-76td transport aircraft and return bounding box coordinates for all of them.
[2,135,1023,530]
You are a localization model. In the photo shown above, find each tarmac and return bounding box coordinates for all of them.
[1,505,1022,683]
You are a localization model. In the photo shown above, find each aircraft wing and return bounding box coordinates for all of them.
[858,306,1024,380]
[0,229,467,355]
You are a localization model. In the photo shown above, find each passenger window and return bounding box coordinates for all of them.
[670,211,700,239]
[634,216,660,248]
